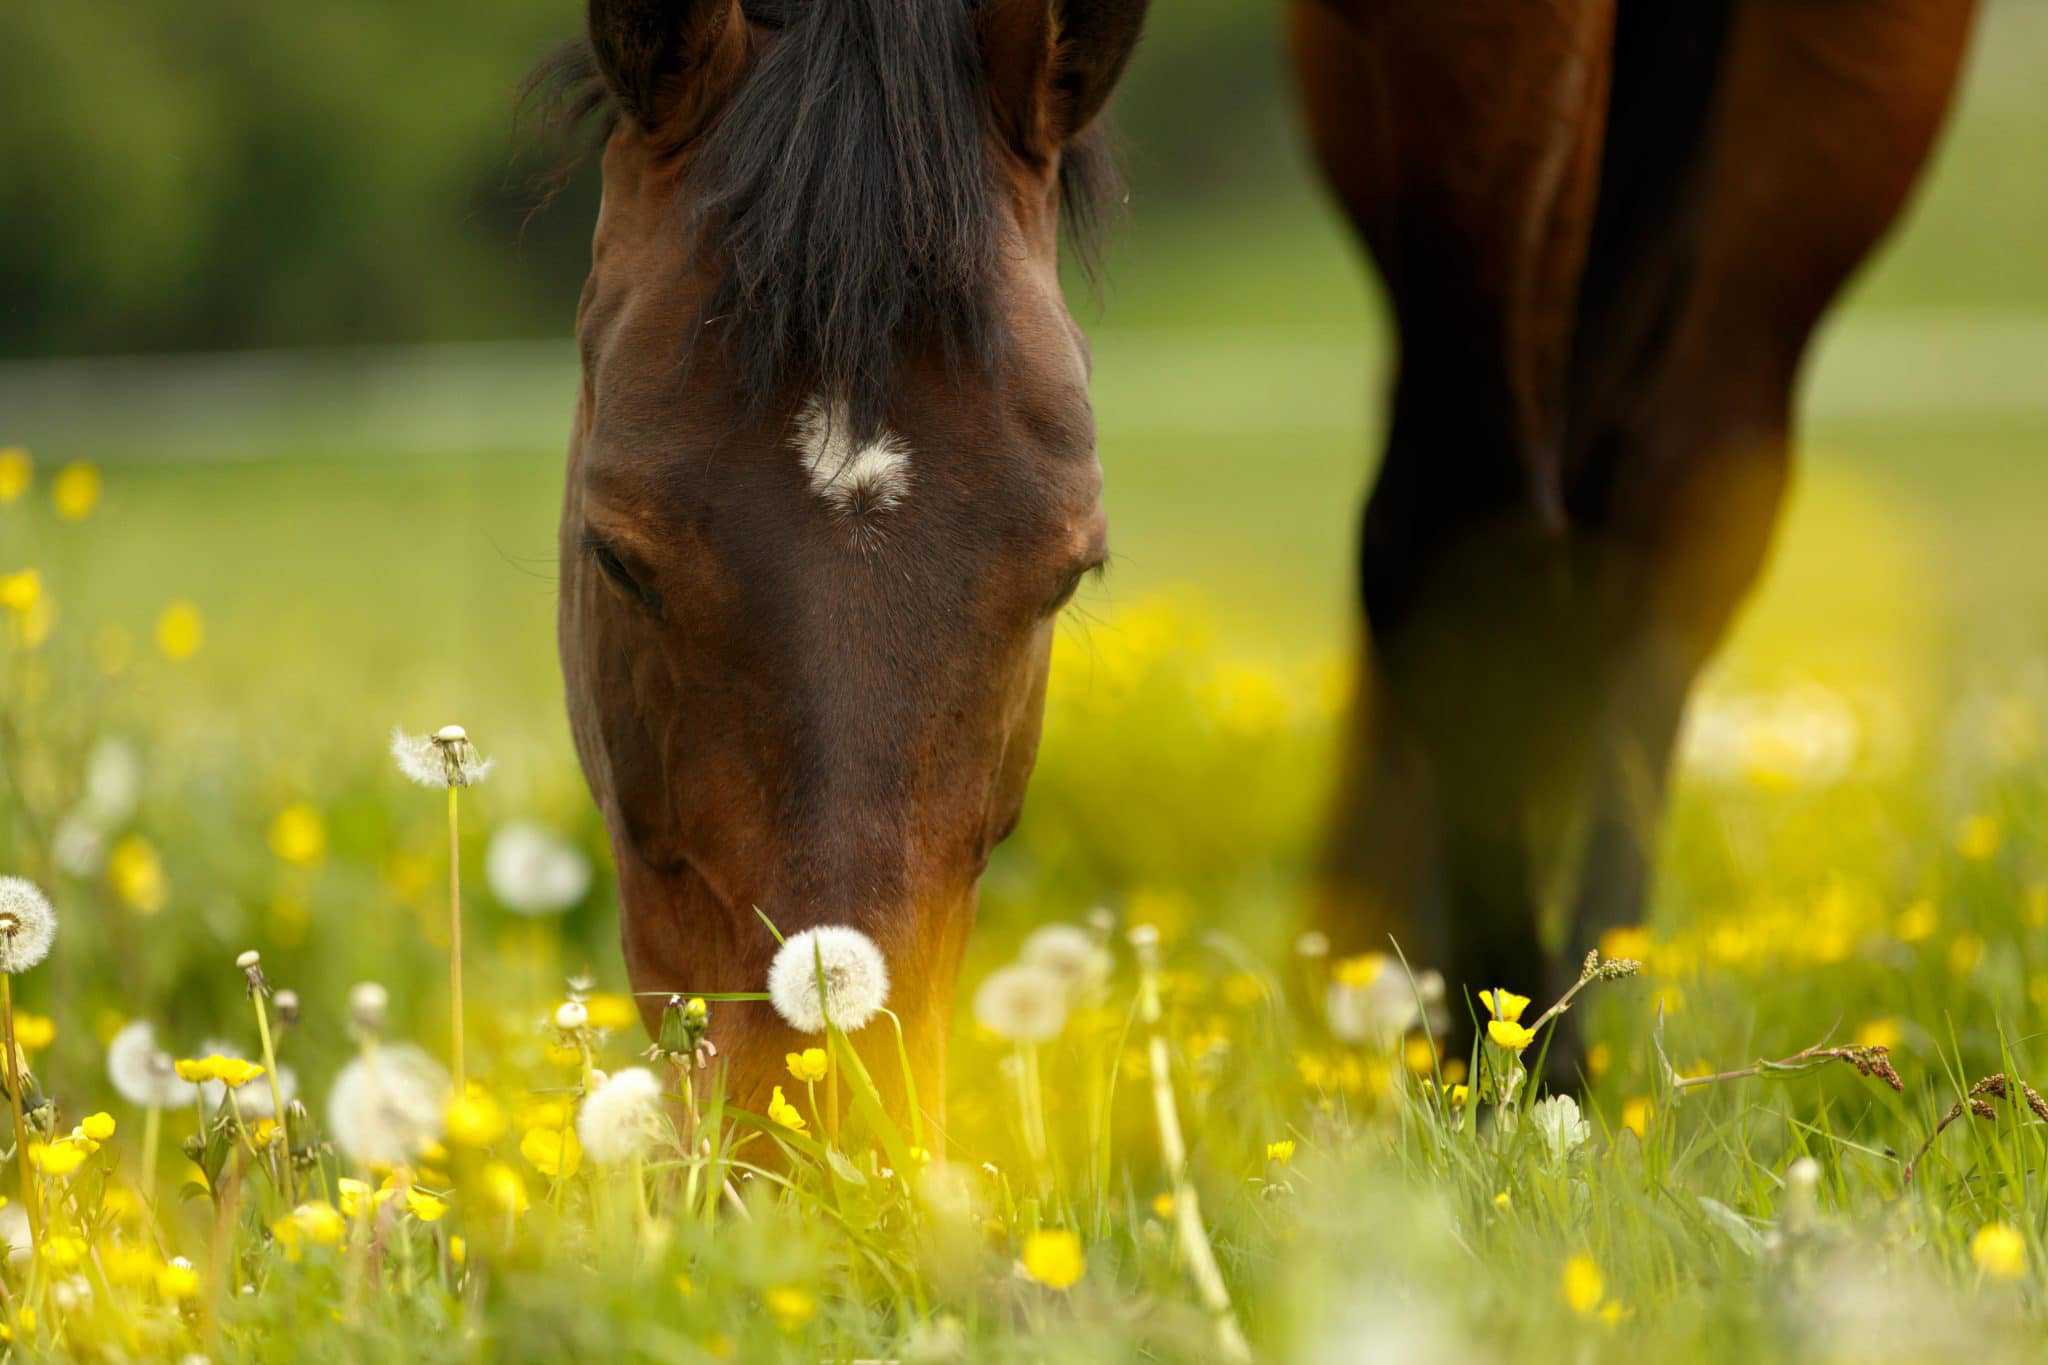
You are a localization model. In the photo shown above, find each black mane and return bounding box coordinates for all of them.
[524,0,1118,442]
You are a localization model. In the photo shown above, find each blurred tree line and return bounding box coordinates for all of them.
[0,0,1299,358]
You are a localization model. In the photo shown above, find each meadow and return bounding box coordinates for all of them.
[4,7,2048,1360]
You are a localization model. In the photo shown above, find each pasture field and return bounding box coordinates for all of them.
[3,9,2048,1359]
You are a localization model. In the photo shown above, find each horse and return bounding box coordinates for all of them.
[1289,0,1979,1062]
[536,0,1147,1129]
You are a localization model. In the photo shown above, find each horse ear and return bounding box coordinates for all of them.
[587,0,750,141]
[982,0,1150,163]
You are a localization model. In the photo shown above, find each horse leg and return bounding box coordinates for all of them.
[1289,0,1619,1042]
[1563,0,1981,994]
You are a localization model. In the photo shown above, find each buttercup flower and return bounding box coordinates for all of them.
[767,925,890,1034]
[486,821,593,915]
[327,1044,448,1167]
[0,878,57,974]
[520,1124,582,1179]
[786,1048,829,1084]
[1973,1222,2027,1280]
[767,1085,808,1132]
[1562,1253,1605,1315]
[576,1067,665,1164]
[1479,988,1531,1024]
[107,1020,197,1109]
[391,725,493,788]
[1020,1229,1086,1290]
[1487,1020,1536,1053]
[973,963,1069,1043]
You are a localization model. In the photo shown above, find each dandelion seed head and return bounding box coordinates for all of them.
[236,949,261,970]
[1018,924,1112,1003]
[349,981,389,1034]
[390,726,493,789]
[486,821,593,916]
[767,926,890,1034]
[106,1020,197,1109]
[0,878,57,974]
[326,1044,448,1168]
[576,1066,666,1164]
[554,1000,588,1031]
[973,963,1069,1043]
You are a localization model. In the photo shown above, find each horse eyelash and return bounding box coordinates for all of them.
[583,534,662,614]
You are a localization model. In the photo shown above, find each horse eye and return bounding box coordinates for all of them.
[1046,561,1104,616]
[585,537,659,612]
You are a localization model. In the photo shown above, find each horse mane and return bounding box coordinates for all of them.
[522,0,1120,443]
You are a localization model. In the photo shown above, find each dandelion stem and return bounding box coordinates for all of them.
[1131,931,1251,1363]
[447,785,465,1095]
[0,971,39,1252]
[251,987,293,1203]
[142,1103,161,1209]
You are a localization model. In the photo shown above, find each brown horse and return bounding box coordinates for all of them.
[1291,0,1978,1060]
[541,0,1145,1126]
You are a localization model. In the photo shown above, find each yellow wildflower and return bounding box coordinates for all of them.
[1949,933,1986,977]
[767,1085,807,1132]
[520,1123,582,1179]
[446,1087,508,1147]
[155,600,204,661]
[51,462,101,520]
[1895,900,1938,943]
[1855,1018,1903,1051]
[763,1285,817,1332]
[250,1119,279,1151]
[80,1112,116,1142]
[1265,1139,1295,1165]
[1479,988,1530,1023]
[0,448,28,502]
[1562,1253,1605,1316]
[1331,953,1384,989]
[103,1243,159,1287]
[1973,1222,2027,1280]
[12,1012,54,1052]
[449,1235,467,1267]
[405,1188,448,1222]
[1620,1097,1652,1139]
[480,1161,529,1215]
[1599,925,1653,963]
[29,1142,87,1177]
[108,836,168,915]
[786,1048,829,1084]
[1487,1020,1536,1053]
[39,1235,87,1271]
[337,1178,377,1219]
[1955,814,2003,861]
[1586,1042,1612,1080]
[1493,1191,1511,1210]
[274,1201,347,1254]
[157,1259,201,1300]
[1402,1034,1436,1074]
[268,803,327,865]
[0,569,37,614]
[1152,1192,1175,1219]
[1021,1229,1086,1290]
[584,993,639,1032]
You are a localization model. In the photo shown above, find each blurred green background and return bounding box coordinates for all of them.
[2,0,2045,825]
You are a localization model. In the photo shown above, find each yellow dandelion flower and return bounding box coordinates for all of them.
[785,1048,829,1084]
[763,1285,816,1332]
[1020,1228,1086,1290]
[1487,1019,1536,1053]
[767,1085,807,1132]
[1479,988,1531,1023]
[51,462,101,520]
[1973,1222,2026,1279]
[446,1087,508,1147]
[154,600,204,661]
[0,448,29,502]
[1562,1253,1605,1316]
[268,803,327,866]
[1265,1139,1296,1165]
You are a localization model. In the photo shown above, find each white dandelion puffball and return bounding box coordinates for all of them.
[0,878,57,975]
[1326,966,1445,1048]
[767,925,890,1034]
[51,814,106,878]
[83,736,143,825]
[327,1044,449,1167]
[390,726,493,789]
[576,1066,666,1164]
[197,1040,297,1116]
[973,963,1070,1044]
[106,1021,197,1109]
[1018,924,1112,1002]
[486,821,592,916]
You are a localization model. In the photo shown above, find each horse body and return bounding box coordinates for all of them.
[1292,0,1979,1050]
[554,0,1143,1126]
